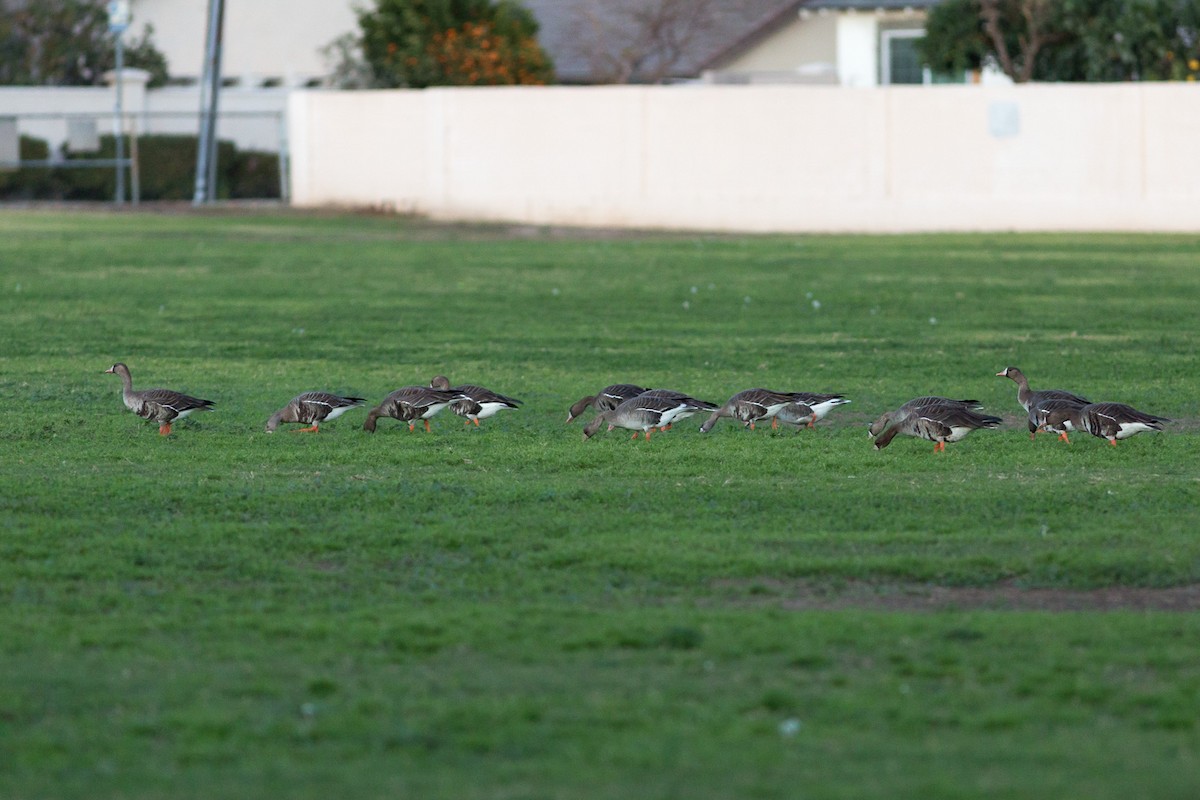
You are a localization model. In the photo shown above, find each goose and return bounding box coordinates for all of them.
[785,392,851,428]
[1041,402,1169,446]
[699,389,846,432]
[566,384,650,424]
[868,397,983,437]
[775,401,817,429]
[430,375,521,426]
[265,392,366,433]
[103,362,213,436]
[996,367,1090,412]
[362,386,460,433]
[872,403,1002,452]
[634,389,718,430]
[582,394,700,441]
[1027,397,1087,443]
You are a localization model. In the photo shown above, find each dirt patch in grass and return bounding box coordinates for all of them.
[717,579,1200,612]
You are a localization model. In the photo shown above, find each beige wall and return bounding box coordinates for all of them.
[722,14,837,74]
[129,0,357,86]
[292,83,1198,233]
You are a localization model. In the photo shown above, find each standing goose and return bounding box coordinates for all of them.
[872,403,1002,452]
[1027,397,1088,443]
[362,386,460,433]
[566,384,649,424]
[868,397,983,437]
[582,394,699,441]
[996,367,1091,412]
[430,375,521,427]
[104,362,214,436]
[1041,402,1169,446]
[266,392,366,433]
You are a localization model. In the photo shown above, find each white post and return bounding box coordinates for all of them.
[107,0,131,204]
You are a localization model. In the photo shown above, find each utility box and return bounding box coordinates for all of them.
[0,116,18,169]
[67,116,101,152]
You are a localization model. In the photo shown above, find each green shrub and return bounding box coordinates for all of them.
[0,134,280,201]
[227,149,281,200]
[0,136,64,200]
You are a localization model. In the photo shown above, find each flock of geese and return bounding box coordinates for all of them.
[103,362,1170,451]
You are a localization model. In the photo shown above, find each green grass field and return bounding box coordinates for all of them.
[2,209,1198,799]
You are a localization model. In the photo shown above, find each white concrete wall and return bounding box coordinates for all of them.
[0,78,286,154]
[287,83,1200,233]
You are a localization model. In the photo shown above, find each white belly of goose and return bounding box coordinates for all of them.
[1108,421,1157,439]
[808,398,849,420]
[943,425,976,443]
[470,401,515,420]
[321,404,354,421]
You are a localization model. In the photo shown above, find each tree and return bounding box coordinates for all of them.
[356,0,554,88]
[0,0,169,87]
[918,0,1200,83]
[569,0,719,84]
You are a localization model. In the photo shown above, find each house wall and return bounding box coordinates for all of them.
[128,0,357,86]
[721,14,837,75]
[835,15,878,87]
[288,83,1200,233]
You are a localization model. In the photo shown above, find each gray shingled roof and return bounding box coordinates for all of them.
[520,0,804,83]
[521,0,940,84]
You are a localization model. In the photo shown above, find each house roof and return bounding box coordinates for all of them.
[521,0,940,84]
[520,0,805,83]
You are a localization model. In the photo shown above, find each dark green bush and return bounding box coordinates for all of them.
[0,136,65,200]
[227,149,281,200]
[0,134,280,201]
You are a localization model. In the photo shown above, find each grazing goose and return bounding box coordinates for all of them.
[1027,397,1088,443]
[265,392,366,433]
[430,375,521,426]
[872,403,1002,452]
[104,362,213,436]
[777,391,854,429]
[868,397,983,437]
[996,367,1090,412]
[699,389,847,432]
[582,394,699,441]
[362,386,460,433]
[700,389,796,432]
[566,384,649,424]
[634,389,718,430]
[1041,402,1169,446]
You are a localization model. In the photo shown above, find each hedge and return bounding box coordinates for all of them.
[0,134,281,201]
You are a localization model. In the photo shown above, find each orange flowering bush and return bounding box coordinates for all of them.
[358,0,553,88]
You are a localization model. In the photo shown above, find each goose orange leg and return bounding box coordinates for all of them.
[1058,432,1070,443]
[293,425,319,433]
[771,418,778,430]
[158,423,172,435]
[424,419,432,432]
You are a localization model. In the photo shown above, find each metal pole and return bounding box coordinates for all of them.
[277,111,290,203]
[130,119,140,205]
[193,0,225,205]
[113,34,125,204]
